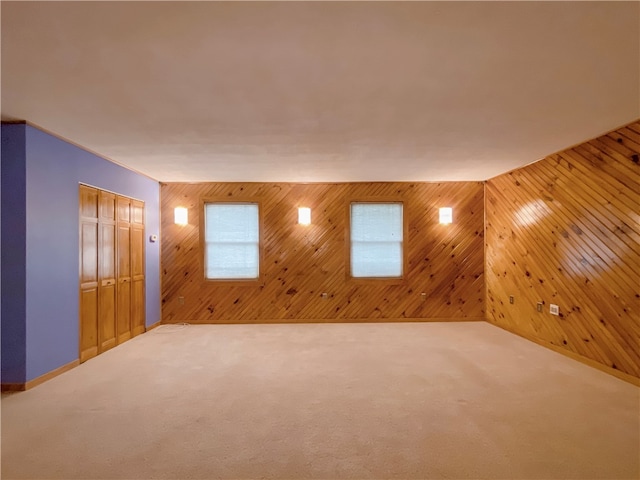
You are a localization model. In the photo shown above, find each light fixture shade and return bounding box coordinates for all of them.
[174,207,188,225]
[298,207,311,225]
[439,207,453,224]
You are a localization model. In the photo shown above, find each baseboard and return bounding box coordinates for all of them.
[146,320,162,331]
[1,383,27,392]
[488,321,640,387]
[2,324,162,392]
[25,360,80,390]
[160,317,486,325]
[1,359,80,392]
[542,340,640,387]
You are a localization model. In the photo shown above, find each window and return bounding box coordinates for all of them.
[350,202,403,278]
[204,203,259,280]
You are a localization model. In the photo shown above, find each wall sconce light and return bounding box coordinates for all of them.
[174,207,188,226]
[298,207,311,225]
[439,207,453,224]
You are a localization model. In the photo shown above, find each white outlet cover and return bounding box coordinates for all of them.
[550,304,559,315]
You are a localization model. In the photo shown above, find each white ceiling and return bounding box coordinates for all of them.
[2,1,639,183]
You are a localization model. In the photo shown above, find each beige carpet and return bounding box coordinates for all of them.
[1,322,638,479]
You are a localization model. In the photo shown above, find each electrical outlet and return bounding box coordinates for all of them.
[321,293,328,299]
[178,296,185,306]
[509,295,514,304]
[550,304,559,315]
[536,302,543,312]
[421,292,427,301]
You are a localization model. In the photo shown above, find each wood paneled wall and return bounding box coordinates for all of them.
[161,182,484,323]
[486,121,640,379]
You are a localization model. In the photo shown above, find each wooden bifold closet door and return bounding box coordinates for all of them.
[99,191,117,352]
[79,186,99,363]
[79,185,146,363]
[117,196,132,345]
[131,199,146,337]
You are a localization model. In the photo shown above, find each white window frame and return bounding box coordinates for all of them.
[203,202,261,281]
[349,201,405,280]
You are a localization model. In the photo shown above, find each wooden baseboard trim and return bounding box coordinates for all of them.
[543,340,640,387]
[1,322,162,392]
[159,317,486,325]
[1,383,27,392]
[488,321,640,387]
[146,320,162,331]
[25,359,80,390]
[1,359,80,392]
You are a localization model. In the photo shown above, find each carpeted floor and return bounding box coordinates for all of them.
[1,321,638,479]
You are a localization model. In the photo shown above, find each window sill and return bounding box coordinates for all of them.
[348,276,406,286]
[204,278,264,287]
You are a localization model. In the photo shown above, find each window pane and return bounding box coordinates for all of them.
[205,204,259,242]
[205,243,259,279]
[351,203,403,242]
[204,203,259,279]
[351,241,402,277]
[350,203,403,278]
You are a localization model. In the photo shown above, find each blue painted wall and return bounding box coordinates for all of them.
[2,124,160,383]
[1,124,27,384]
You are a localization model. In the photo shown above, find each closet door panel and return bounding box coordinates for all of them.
[131,226,144,278]
[100,191,116,222]
[79,185,99,362]
[117,280,132,343]
[80,223,98,283]
[80,186,98,218]
[131,222,145,336]
[117,222,132,344]
[117,226,131,278]
[118,197,131,223]
[80,288,99,362]
[100,283,117,350]
[99,191,117,352]
[131,280,145,336]
[131,200,144,225]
